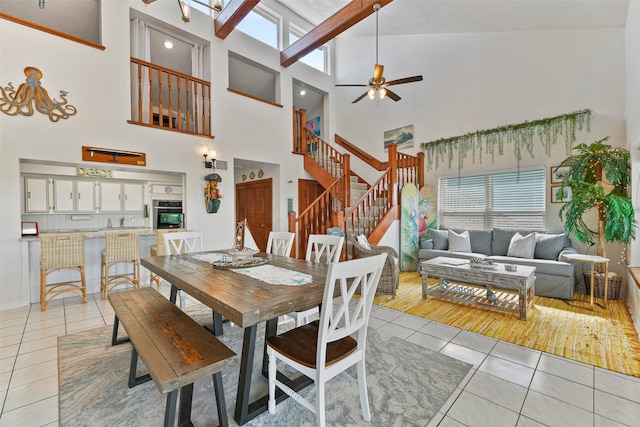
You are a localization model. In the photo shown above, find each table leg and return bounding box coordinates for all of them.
[422,273,429,299]
[233,321,314,425]
[604,262,609,309]
[518,287,527,321]
[234,325,257,424]
[589,262,595,307]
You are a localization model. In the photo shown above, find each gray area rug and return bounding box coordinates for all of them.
[58,317,471,426]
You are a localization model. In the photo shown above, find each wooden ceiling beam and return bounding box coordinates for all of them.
[280,0,393,68]
[214,0,260,39]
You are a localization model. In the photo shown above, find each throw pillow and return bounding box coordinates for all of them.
[534,233,567,260]
[356,234,371,250]
[430,229,449,250]
[507,232,536,259]
[448,230,471,253]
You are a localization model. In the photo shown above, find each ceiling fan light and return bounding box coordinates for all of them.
[368,88,376,100]
[378,88,386,99]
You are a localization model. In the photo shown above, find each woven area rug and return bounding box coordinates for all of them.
[375,272,640,377]
[58,317,471,426]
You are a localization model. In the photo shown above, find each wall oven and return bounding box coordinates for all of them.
[153,200,183,229]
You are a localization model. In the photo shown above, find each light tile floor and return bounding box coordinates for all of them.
[1,289,639,427]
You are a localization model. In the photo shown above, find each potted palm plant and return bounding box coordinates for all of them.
[556,137,637,298]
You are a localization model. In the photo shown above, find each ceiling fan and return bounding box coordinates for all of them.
[336,3,423,103]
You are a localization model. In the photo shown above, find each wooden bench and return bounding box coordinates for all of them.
[108,287,237,427]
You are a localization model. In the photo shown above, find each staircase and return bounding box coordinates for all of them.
[289,107,424,258]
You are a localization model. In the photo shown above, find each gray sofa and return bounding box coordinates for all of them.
[418,227,578,299]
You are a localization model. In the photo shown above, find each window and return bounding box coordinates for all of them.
[190,0,223,17]
[228,51,279,104]
[236,8,279,49]
[289,26,328,73]
[439,169,546,230]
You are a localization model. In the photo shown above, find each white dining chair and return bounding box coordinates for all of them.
[288,234,345,326]
[163,231,203,310]
[265,231,295,257]
[267,253,387,427]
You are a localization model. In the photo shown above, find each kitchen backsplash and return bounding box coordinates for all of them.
[22,214,149,231]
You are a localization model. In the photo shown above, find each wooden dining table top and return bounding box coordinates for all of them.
[141,252,330,327]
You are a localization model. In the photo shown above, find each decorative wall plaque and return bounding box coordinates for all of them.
[0,66,76,122]
[77,167,113,177]
[82,146,146,166]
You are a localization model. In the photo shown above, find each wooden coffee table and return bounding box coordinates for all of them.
[420,257,536,320]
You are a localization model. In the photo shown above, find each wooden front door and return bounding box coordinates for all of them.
[236,178,272,251]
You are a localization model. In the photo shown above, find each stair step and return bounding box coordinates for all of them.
[350,182,368,191]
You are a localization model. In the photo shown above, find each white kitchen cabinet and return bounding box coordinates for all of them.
[24,176,51,213]
[75,180,96,213]
[150,184,182,195]
[123,183,144,212]
[99,182,123,212]
[53,178,75,213]
[98,181,143,213]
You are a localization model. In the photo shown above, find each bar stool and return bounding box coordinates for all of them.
[39,233,87,311]
[101,231,141,300]
[149,228,185,289]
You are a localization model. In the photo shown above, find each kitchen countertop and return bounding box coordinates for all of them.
[20,227,156,241]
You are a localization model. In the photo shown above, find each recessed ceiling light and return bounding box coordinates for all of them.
[299,89,306,96]
[163,40,174,49]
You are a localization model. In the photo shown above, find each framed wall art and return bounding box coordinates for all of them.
[550,166,570,184]
[550,185,572,203]
[384,124,414,151]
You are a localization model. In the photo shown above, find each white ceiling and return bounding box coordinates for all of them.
[274,0,630,36]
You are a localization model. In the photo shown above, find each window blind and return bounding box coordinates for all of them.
[439,169,545,230]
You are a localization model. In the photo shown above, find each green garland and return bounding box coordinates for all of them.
[419,109,592,171]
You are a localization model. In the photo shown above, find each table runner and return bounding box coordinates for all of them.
[232,264,312,286]
[191,253,312,286]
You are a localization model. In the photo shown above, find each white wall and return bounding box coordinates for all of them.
[625,0,640,333]
[0,1,335,309]
[334,27,628,294]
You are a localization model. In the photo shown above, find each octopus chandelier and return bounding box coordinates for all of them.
[0,67,77,122]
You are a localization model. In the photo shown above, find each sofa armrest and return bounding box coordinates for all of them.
[420,239,434,250]
[559,247,578,262]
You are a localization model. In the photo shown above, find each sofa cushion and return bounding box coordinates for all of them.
[507,232,536,259]
[450,228,492,255]
[534,232,567,260]
[448,230,471,252]
[492,228,517,256]
[430,229,449,250]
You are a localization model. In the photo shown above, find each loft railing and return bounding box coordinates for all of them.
[128,57,211,137]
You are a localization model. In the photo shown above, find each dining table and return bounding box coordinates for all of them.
[140,251,330,425]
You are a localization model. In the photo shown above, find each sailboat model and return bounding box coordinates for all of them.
[232,219,259,253]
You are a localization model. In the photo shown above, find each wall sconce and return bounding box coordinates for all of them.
[201,144,216,169]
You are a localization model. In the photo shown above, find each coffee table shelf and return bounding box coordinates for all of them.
[425,282,521,315]
[420,257,536,320]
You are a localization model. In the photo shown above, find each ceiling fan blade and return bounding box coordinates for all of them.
[352,92,369,103]
[335,84,368,87]
[385,89,401,102]
[385,75,424,86]
[373,64,384,83]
